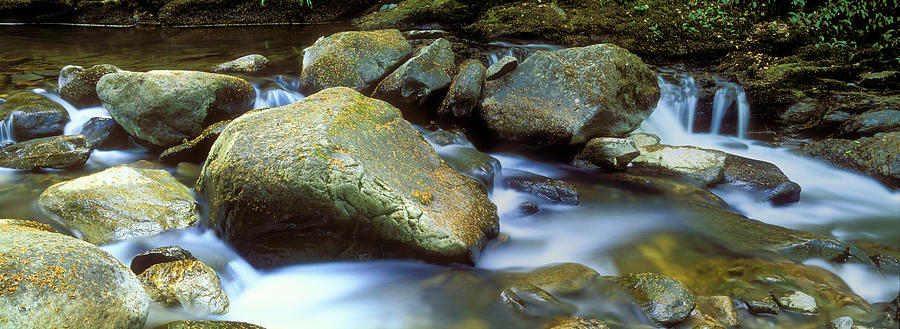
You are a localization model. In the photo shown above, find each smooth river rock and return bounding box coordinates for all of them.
[39,165,199,245]
[617,272,695,327]
[479,44,659,146]
[0,220,149,329]
[97,70,255,147]
[58,64,121,107]
[198,87,498,265]
[210,54,270,73]
[139,260,229,315]
[300,29,413,95]
[0,92,69,142]
[0,135,91,169]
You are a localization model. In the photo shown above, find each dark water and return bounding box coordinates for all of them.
[1,25,899,329]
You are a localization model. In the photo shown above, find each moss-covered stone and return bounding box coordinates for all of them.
[155,321,266,329]
[300,30,413,95]
[0,134,90,169]
[139,260,228,315]
[497,263,599,296]
[372,37,454,110]
[210,54,270,74]
[130,245,197,275]
[479,44,659,146]
[39,165,199,245]
[0,92,69,142]
[838,110,900,138]
[543,317,609,329]
[617,272,695,327]
[97,70,254,147]
[159,120,230,164]
[58,64,121,107]
[438,58,485,119]
[354,0,478,31]
[0,221,149,328]
[198,87,498,265]
[799,132,900,188]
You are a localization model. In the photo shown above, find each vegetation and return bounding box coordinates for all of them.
[260,0,310,7]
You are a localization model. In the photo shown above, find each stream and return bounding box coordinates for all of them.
[1,25,898,329]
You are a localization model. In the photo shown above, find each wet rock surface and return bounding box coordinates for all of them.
[800,132,900,188]
[617,272,696,327]
[0,92,69,142]
[131,245,197,275]
[159,120,230,164]
[300,29,413,95]
[438,58,485,119]
[575,137,640,170]
[372,37,454,109]
[211,54,270,74]
[58,64,121,107]
[80,116,131,150]
[437,145,500,191]
[139,259,229,315]
[0,134,91,169]
[485,55,517,81]
[502,169,579,205]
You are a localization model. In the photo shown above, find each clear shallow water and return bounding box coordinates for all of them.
[1,26,898,329]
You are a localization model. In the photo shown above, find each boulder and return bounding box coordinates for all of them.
[159,120,230,164]
[617,272,695,327]
[485,55,517,81]
[838,110,900,138]
[300,30,413,95]
[39,165,199,245]
[503,169,579,205]
[96,70,255,147]
[130,245,197,275]
[437,145,500,191]
[155,321,266,329]
[138,260,229,315]
[438,59,486,119]
[574,137,639,170]
[0,220,149,329]
[210,54,270,74]
[0,92,69,142]
[198,87,498,265]
[479,44,659,146]
[58,64,121,107]
[0,135,90,169]
[80,116,131,149]
[626,132,661,148]
[372,37,454,108]
[800,132,900,188]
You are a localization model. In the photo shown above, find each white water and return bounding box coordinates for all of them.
[31,88,112,135]
[0,112,15,143]
[484,42,564,66]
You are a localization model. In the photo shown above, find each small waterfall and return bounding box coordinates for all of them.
[253,76,305,109]
[484,42,563,66]
[31,88,111,135]
[0,113,15,143]
[709,80,750,138]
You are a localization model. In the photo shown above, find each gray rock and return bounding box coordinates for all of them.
[300,30,413,95]
[438,58,486,119]
[130,245,197,275]
[58,64,121,107]
[139,260,229,315]
[827,316,853,329]
[575,137,639,170]
[0,92,69,142]
[198,87,498,265]
[774,290,817,314]
[159,120,230,164]
[39,165,199,245]
[210,54,270,73]
[838,110,900,138]
[618,272,695,327]
[858,70,899,89]
[97,70,255,147]
[518,201,539,215]
[625,132,661,148]
[800,132,900,188]
[0,220,149,329]
[81,117,131,150]
[503,169,579,205]
[0,135,90,169]
[437,145,501,191]
[480,44,659,146]
[372,38,454,108]
[485,55,518,81]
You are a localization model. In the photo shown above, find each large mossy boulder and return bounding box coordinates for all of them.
[801,132,900,188]
[39,165,199,245]
[139,260,229,315]
[372,37,454,109]
[0,92,69,142]
[96,70,255,147]
[198,87,499,265]
[0,135,90,169]
[300,29,413,95]
[58,64,121,107]
[479,44,659,146]
[0,220,149,328]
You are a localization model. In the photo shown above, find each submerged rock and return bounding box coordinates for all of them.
[438,59,486,119]
[39,165,199,245]
[81,116,131,149]
[800,132,900,188]
[97,70,255,147]
[198,87,498,265]
[497,263,599,296]
[500,285,576,317]
[574,137,640,170]
[485,55,517,81]
[159,120,230,164]
[131,245,197,275]
[210,54,270,73]
[0,221,149,329]
[479,44,659,146]
[372,37,454,108]
[300,29,413,95]
[617,272,696,327]
[139,260,229,315]
[437,145,500,191]
[694,296,740,327]
[503,169,579,205]
[0,135,91,169]
[58,64,121,107]
[0,92,69,142]
[155,321,266,329]
[423,129,472,147]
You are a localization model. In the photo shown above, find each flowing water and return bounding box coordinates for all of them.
[1,26,898,329]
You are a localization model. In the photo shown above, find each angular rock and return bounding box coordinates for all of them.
[485,55,517,81]
[300,30,413,95]
[130,245,197,275]
[0,92,69,142]
[800,132,900,188]
[81,116,131,150]
[575,137,639,170]
[617,272,696,327]
[139,260,229,315]
[774,290,817,314]
[437,145,500,191]
[838,110,900,138]
[156,321,266,329]
[0,135,90,169]
[58,64,121,107]
[97,70,255,147]
[827,316,853,329]
[198,87,498,264]
[479,44,659,146]
[0,221,149,329]
[39,165,199,245]
[720,154,801,204]
[694,296,740,327]
[159,120,230,164]
[372,37,454,108]
[503,169,579,205]
[438,58,486,119]
[210,54,270,73]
